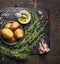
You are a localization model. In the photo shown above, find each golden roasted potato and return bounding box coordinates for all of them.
[1,28,14,40]
[14,28,24,39]
[9,37,16,43]
[11,22,20,30]
[4,23,12,29]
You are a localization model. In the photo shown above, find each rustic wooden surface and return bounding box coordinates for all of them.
[0,0,60,64]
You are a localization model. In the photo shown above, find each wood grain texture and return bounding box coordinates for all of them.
[0,0,60,64]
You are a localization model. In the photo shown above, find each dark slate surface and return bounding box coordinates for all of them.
[0,7,50,55]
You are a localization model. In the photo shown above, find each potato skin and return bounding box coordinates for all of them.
[1,28,14,40]
[4,23,12,29]
[9,37,16,43]
[14,28,24,39]
[11,22,20,30]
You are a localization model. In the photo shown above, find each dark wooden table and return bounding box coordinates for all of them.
[0,0,60,64]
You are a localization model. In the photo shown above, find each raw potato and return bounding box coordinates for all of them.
[11,22,20,30]
[1,28,14,40]
[9,37,16,43]
[1,21,24,43]
[4,23,12,29]
[14,28,24,39]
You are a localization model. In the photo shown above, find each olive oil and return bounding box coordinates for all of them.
[18,13,28,22]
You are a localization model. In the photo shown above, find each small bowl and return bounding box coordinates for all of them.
[15,10,31,24]
[0,21,24,45]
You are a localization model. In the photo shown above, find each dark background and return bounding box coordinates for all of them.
[0,0,60,64]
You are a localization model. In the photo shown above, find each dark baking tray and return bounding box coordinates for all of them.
[0,7,50,55]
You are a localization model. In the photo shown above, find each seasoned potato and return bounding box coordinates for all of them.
[9,37,16,43]
[11,22,20,30]
[1,28,14,40]
[4,23,12,28]
[14,28,24,39]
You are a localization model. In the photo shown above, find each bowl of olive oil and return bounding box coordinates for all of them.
[15,10,31,24]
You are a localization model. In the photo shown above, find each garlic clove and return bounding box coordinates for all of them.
[45,48,50,52]
[15,13,22,18]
